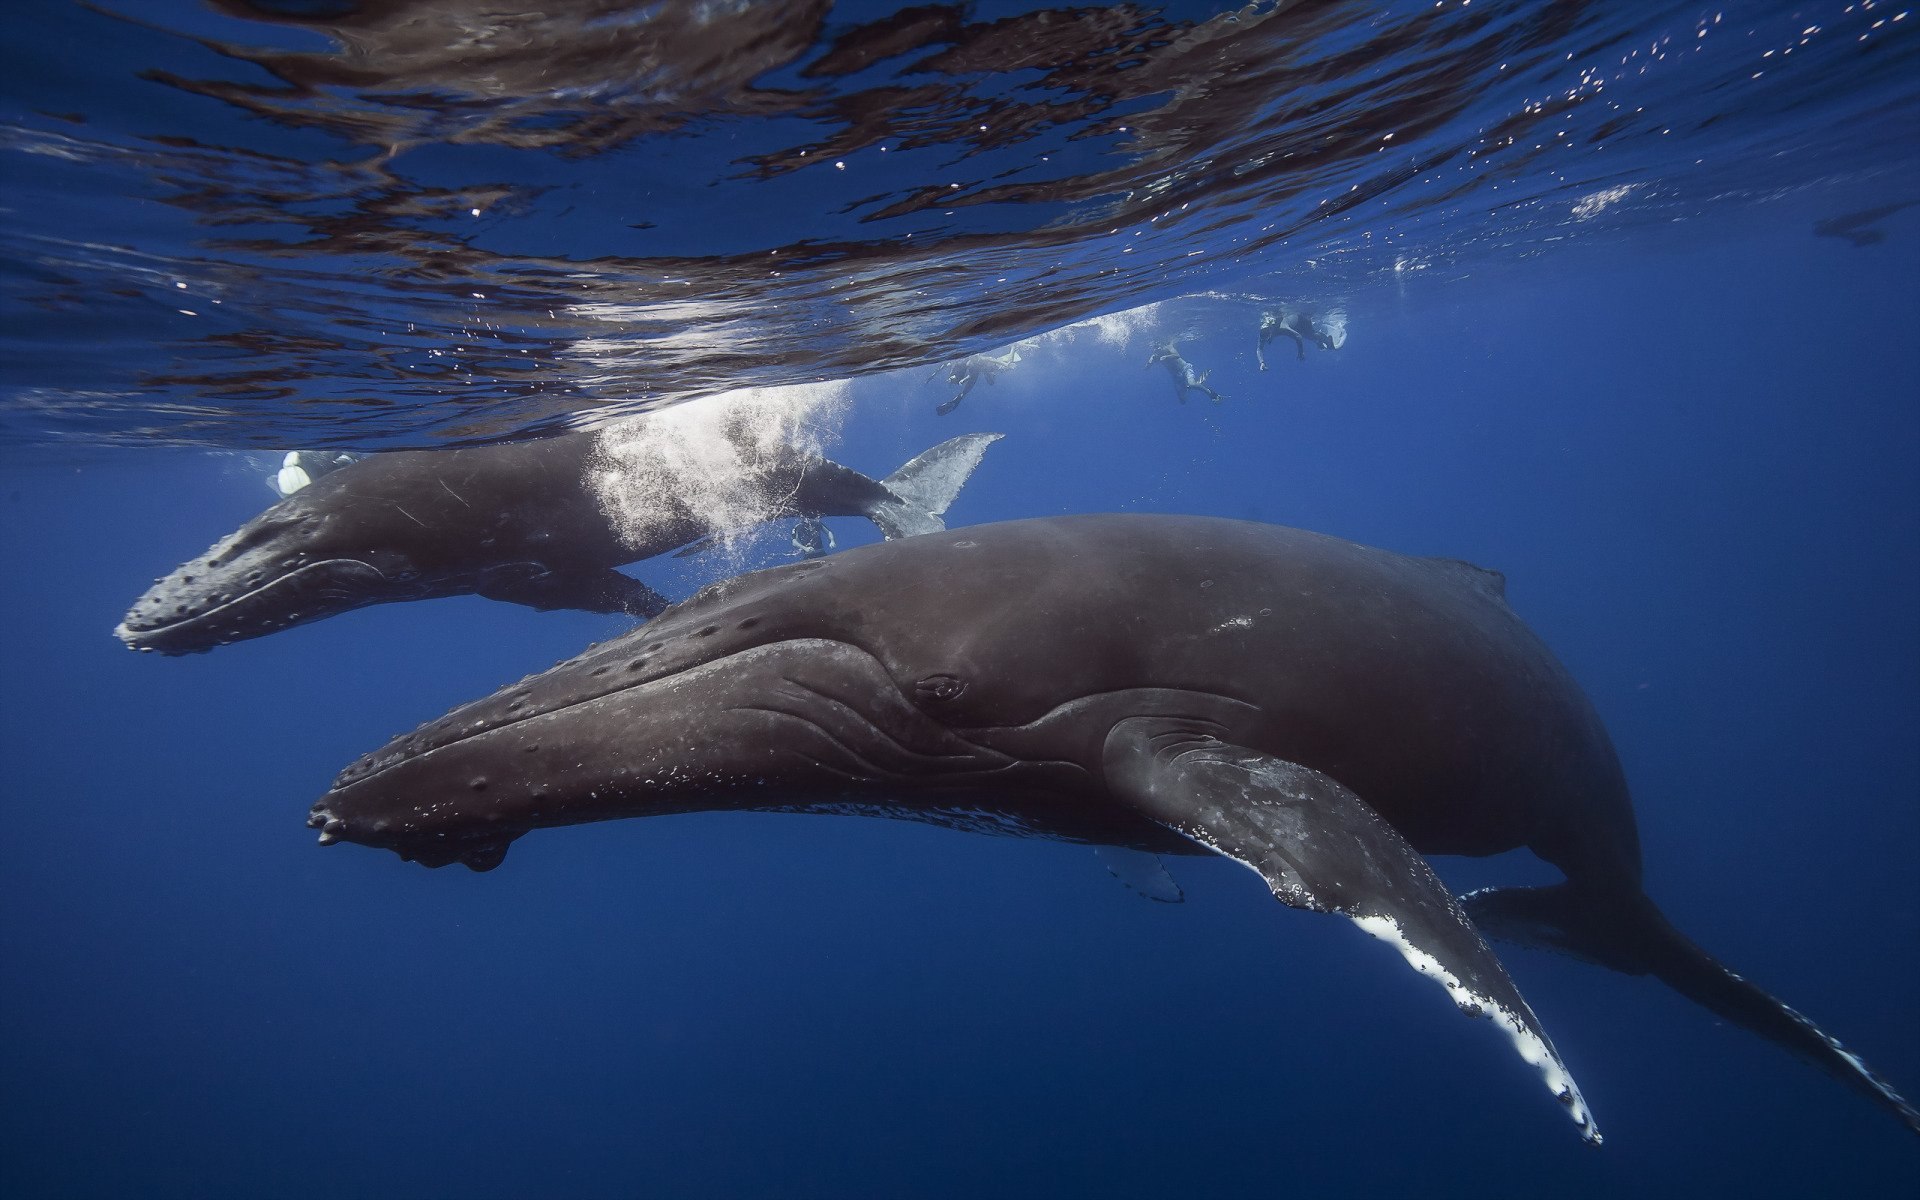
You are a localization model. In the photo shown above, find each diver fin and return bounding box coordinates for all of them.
[1463,883,1920,1135]
[1093,846,1184,903]
[1102,717,1599,1143]
[934,396,963,417]
[672,536,718,560]
[868,432,1003,538]
[477,567,669,618]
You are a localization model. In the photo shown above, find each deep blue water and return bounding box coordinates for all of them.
[4,2,1920,1197]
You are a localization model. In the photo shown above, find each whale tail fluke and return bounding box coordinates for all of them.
[1463,881,1920,1136]
[868,433,1003,539]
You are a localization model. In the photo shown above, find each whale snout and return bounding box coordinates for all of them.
[307,803,512,871]
[306,641,832,869]
[309,627,1003,870]
[118,539,328,653]
[118,504,426,654]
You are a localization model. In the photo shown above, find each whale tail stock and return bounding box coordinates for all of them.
[1462,881,1920,1135]
[866,432,1003,539]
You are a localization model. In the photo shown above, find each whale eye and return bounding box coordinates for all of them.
[914,673,967,704]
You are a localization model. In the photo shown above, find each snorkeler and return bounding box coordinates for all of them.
[1256,307,1340,370]
[934,347,1021,416]
[269,450,358,497]
[1147,342,1224,404]
[790,516,835,560]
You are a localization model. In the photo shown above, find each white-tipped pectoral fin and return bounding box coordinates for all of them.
[1101,717,1599,1143]
[1348,911,1594,1141]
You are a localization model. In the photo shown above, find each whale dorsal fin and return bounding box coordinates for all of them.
[1101,716,1598,1143]
[1093,846,1184,903]
[1422,557,1507,599]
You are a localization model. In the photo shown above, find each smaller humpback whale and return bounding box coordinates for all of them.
[308,514,1918,1142]
[1146,342,1223,404]
[934,348,1020,416]
[118,426,1000,655]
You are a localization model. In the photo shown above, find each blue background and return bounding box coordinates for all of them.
[3,192,1916,1196]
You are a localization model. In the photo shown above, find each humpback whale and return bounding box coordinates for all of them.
[117,427,1000,655]
[307,514,1918,1141]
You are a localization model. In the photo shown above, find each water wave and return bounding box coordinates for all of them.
[2,0,1915,445]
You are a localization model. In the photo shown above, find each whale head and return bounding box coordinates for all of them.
[309,566,1028,870]
[116,468,472,655]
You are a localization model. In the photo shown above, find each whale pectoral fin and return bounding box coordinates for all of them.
[1102,717,1599,1143]
[1092,847,1184,903]
[477,567,669,618]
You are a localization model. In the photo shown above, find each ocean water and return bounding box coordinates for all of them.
[2,1,1917,1196]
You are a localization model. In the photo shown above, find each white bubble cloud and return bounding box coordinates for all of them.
[589,382,851,559]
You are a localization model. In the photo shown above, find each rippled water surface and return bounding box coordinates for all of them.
[6,0,1917,443]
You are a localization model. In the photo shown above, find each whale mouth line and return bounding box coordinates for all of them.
[118,558,389,645]
[328,683,635,799]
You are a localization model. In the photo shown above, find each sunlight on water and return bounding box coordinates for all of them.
[1572,184,1642,221]
[1043,303,1169,353]
[3,0,1912,445]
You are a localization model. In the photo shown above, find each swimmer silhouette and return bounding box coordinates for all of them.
[790,516,835,559]
[1147,342,1223,404]
[935,347,1020,416]
[1256,308,1339,371]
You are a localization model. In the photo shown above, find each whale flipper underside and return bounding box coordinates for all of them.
[1103,716,1599,1143]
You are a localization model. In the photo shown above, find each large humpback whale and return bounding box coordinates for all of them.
[307,514,1918,1141]
[116,426,1000,654]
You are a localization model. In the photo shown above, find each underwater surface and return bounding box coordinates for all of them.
[2,1,1917,1196]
